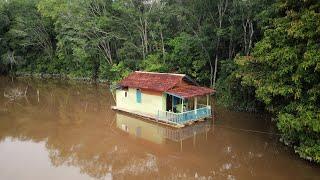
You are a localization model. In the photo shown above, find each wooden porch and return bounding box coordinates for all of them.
[157,92,212,125]
[157,104,212,125]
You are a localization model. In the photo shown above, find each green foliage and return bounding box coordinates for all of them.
[0,0,55,75]
[278,105,320,162]
[167,33,209,84]
[108,62,131,84]
[1,0,273,85]
[235,0,320,163]
[140,53,168,72]
[215,59,260,111]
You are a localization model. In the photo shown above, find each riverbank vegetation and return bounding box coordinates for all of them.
[0,0,319,162]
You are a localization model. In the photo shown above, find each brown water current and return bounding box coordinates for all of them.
[0,77,319,180]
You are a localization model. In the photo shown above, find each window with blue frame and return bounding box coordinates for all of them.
[136,89,141,103]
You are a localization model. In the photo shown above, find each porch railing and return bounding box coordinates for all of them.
[157,106,212,125]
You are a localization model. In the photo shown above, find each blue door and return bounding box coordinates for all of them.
[136,89,141,103]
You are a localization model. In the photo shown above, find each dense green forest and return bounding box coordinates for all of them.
[0,0,319,162]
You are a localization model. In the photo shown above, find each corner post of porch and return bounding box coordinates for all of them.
[194,96,198,115]
[181,98,184,112]
[171,95,174,111]
[206,94,210,116]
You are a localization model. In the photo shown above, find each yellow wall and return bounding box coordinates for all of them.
[116,88,164,115]
[162,93,167,111]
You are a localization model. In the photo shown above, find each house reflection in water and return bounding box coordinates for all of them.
[116,112,212,151]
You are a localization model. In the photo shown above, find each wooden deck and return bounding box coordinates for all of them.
[111,106,211,128]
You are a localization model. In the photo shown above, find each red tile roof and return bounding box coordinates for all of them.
[119,71,185,91]
[119,71,214,98]
[166,85,214,99]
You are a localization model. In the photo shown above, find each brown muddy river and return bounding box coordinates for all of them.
[0,77,319,180]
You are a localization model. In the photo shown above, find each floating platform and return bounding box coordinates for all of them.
[111,106,211,128]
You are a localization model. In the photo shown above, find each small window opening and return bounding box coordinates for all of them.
[136,89,141,103]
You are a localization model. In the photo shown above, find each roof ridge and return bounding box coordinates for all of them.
[135,71,186,77]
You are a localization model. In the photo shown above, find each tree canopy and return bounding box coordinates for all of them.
[0,0,273,85]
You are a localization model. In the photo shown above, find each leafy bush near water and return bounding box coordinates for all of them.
[215,60,261,112]
[218,0,320,162]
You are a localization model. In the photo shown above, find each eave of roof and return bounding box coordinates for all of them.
[134,71,185,77]
[165,85,215,99]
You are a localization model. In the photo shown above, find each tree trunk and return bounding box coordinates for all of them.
[243,19,248,55]
[243,18,254,56]
[160,28,165,60]
[213,55,218,87]
[140,32,145,60]
[248,20,254,55]
[144,18,148,54]
[214,0,228,87]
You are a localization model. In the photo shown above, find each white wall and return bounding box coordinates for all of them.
[116,88,164,115]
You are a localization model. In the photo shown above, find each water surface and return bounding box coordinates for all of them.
[0,77,319,179]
